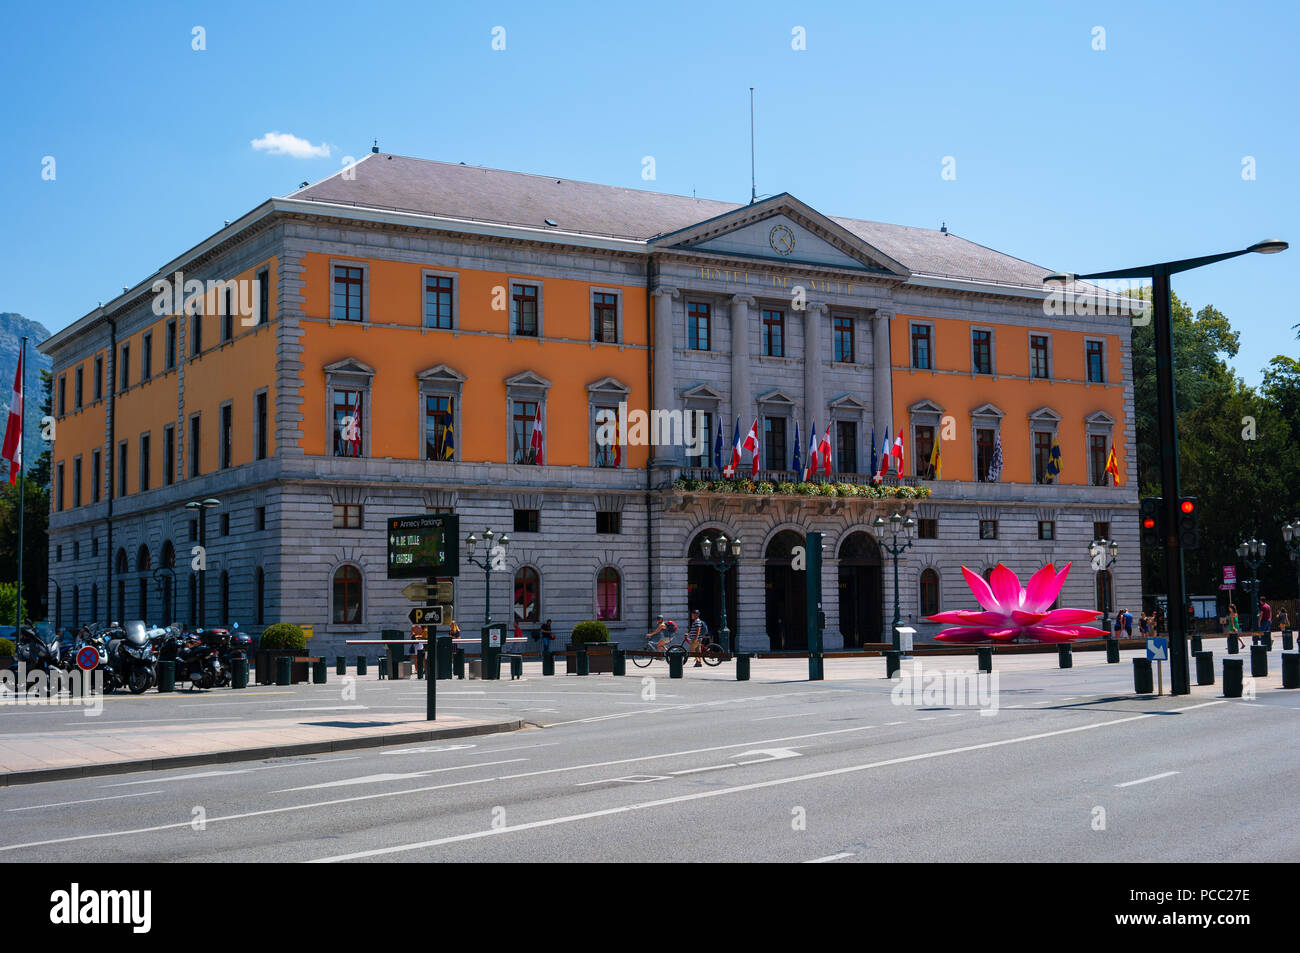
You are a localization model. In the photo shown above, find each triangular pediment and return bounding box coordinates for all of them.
[1028,406,1062,422]
[909,398,945,415]
[681,383,725,402]
[829,394,869,411]
[416,363,466,383]
[323,357,375,376]
[1085,410,1116,425]
[587,375,631,395]
[756,388,798,406]
[971,402,1004,418]
[504,370,552,390]
[651,194,910,278]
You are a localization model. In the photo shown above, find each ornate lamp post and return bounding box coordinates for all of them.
[871,511,916,651]
[464,528,510,630]
[1236,537,1265,631]
[1281,523,1300,611]
[699,532,742,653]
[183,497,220,628]
[1088,537,1119,634]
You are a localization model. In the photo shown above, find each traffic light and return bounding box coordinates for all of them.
[1140,497,1163,548]
[1178,497,1199,549]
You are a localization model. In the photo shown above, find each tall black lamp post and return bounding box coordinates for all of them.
[1281,523,1300,611]
[1236,537,1266,631]
[184,497,220,628]
[1089,537,1119,634]
[700,532,742,653]
[464,528,510,629]
[1044,238,1288,695]
[871,511,916,651]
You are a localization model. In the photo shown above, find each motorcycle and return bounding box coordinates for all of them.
[108,621,157,694]
[9,623,62,688]
[158,626,228,689]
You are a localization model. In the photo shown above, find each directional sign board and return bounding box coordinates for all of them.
[1146,637,1168,662]
[1221,565,1237,590]
[408,606,443,625]
[387,514,459,579]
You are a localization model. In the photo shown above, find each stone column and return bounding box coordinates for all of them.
[872,309,895,442]
[652,286,680,465]
[730,294,755,431]
[803,302,827,433]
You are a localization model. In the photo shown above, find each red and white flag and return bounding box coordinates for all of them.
[530,403,545,466]
[1,348,22,485]
[348,390,362,457]
[891,426,905,477]
[818,425,833,476]
[740,418,759,476]
[802,421,820,481]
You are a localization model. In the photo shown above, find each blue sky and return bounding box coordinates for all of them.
[2,0,1296,383]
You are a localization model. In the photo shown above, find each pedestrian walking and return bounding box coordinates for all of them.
[539,619,554,656]
[1277,606,1290,634]
[1138,612,1150,637]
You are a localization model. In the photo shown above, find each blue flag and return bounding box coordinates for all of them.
[870,426,877,475]
[713,422,723,471]
[792,421,801,475]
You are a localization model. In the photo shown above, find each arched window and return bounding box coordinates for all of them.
[136,544,152,572]
[513,566,540,624]
[333,565,363,623]
[115,548,128,574]
[255,568,265,626]
[596,567,621,622]
[920,569,940,617]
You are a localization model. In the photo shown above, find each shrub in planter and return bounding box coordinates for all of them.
[756,481,775,495]
[0,637,14,658]
[571,620,611,645]
[259,623,307,652]
[777,481,797,495]
[835,482,857,497]
[795,481,815,494]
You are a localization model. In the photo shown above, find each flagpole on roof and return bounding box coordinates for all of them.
[15,337,25,627]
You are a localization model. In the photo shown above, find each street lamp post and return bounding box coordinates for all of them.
[183,498,220,628]
[871,511,917,651]
[1044,238,1288,695]
[1281,523,1300,612]
[464,528,510,630]
[1236,538,1266,631]
[1088,538,1120,634]
[699,532,742,653]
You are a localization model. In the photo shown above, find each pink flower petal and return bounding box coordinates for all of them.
[1021,626,1079,643]
[925,610,987,624]
[961,566,1002,612]
[934,628,991,643]
[1022,563,1060,613]
[985,628,1021,642]
[1039,608,1103,625]
[988,564,1022,610]
[1011,610,1049,626]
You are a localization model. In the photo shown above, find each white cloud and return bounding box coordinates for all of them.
[250,131,331,159]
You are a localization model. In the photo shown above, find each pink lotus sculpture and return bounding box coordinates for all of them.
[925,562,1106,643]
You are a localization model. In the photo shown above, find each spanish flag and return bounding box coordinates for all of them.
[928,435,941,480]
[1045,435,1062,483]
[1105,445,1121,485]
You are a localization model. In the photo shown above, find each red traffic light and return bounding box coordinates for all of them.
[1180,500,1195,514]
[1142,517,1156,529]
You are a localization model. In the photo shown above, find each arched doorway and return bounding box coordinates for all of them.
[838,531,883,647]
[765,530,807,651]
[687,530,738,643]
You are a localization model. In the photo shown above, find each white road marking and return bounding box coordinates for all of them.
[1115,771,1180,788]
[382,744,477,755]
[270,705,369,712]
[273,759,528,792]
[7,791,163,811]
[309,702,1227,862]
[805,852,854,863]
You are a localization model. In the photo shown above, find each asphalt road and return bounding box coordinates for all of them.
[1,652,1297,862]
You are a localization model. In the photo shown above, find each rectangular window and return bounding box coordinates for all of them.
[332,265,365,321]
[333,389,364,457]
[424,395,454,460]
[142,332,153,379]
[189,415,201,477]
[1030,335,1050,379]
[191,310,202,356]
[687,301,711,351]
[1094,521,1111,541]
[596,511,621,534]
[74,368,83,410]
[255,391,268,460]
[332,504,362,529]
[912,324,932,370]
[1033,430,1054,484]
[513,509,539,533]
[92,449,101,503]
[915,425,936,479]
[94,355,103,400]
[219,404,232,469]
[73,456,82,507]
[972,330,992,375]
[1038,520,1056,541]
[979,519,998,540]
[1086,340,1105,383]
[1090,434,1109,486]
[592,292,618,343]
[189,519,198,542]
[835,420,857,474]
[221,512,230,537]
[164,425,175,486]
[594,405,619,467]
[222,288,234,342]
[976,428,995,482]
[117,442,128,497]
[833,315,854,363]
[918,518,938,539]
[58,375,66,416]
[139,433,150,492]
[762,309,785,357]
[56,462,65,511]
[256,506,266,531]
[512,400,539,464]
[696,412,713,466]
[763,416,787,471]
[424,274,455,329]
[165,319,177,370]
[119,344,130,392]
[512,284,539,336]
[257,268,270,325]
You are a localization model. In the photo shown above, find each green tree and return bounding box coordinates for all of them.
[0,581,28,626]
[0,368,51,621]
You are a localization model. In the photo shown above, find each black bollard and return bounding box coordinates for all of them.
[542,650,554,676]
[1190,635,1203,655]
[336,656,346,676]
[1132,657,1154,694]
[510,654,523,679]
[977,646,993,673]
[232,657,249,689]
[416,650,425,680]
[1058,644,1073,669]
[1284,632,1295,652]
[1282,653,1299,689]
[736,653,751,681]
[357,656,367,677]
[1263,632,1274,652]
[668,649,684,679]
[453,648,465,680]
[157,659,175,693]
[611,649,625,677]
[1228,635,1240,655]
[885,650,901,679]
[1105,639,1120,664]
[1223,658,1243,698]
[276,655,291,686]
[312,658,326,685]
[1195,650,1214,686]
[808,653,824,681]
[436,637,453,680]
[1251,644,1268,678]
[576,649,590,676]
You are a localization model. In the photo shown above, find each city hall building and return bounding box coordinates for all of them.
[40,151,1140,655]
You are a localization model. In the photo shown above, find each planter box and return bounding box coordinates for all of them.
[255,649,311,685]
[565,642,615,674]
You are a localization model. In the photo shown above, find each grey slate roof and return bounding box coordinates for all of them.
[289,154,1055,288]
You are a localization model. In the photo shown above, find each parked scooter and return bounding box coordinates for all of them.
[158,626,229,689]
[108,621,157,694]
[9,623,62,688]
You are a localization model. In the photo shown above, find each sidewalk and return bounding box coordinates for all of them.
[0,711,523,787]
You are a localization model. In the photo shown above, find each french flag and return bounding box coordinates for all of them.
[875,426,892,481]
[802,420,820,481]
[724,417,741,477]
[1,348,22,485]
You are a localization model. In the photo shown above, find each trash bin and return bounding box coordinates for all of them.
[232,657,249,689]
[436,636,453,680]
[1251,644,1268,678]
[357,656,367,677]
[157,659,175,693]
[453,647,465,680]
[1058,644,1073,669]
[667,646,684,679]
[1282,652,1299,689]
[542,650,554,676]
[1105,639,1120,664]
[612,649,625,677]
[1223,657,1243,698]
[808,653,824,681]
[885,650,901,679]
[1132,657,1153,694]
[276,655,291,686]
[736,653,751,681]
[336,656,346,676]
[480,624,506,682]
[312,657,326,684]
[1195,650,1214,686]
[509,654,523,680]
[576,648,590,677]
[977,646,993,673]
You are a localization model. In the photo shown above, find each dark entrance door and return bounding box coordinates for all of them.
[765,530,808,651]
[687,531,737,641]
[838,531,883,647]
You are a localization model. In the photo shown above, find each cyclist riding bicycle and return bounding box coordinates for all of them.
[646,615,678,652]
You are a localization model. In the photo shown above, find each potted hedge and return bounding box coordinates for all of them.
[0,637,14,672]
[255,623,309,684]
[567,620,615,674]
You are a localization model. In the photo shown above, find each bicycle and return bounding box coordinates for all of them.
[631,634,725,667]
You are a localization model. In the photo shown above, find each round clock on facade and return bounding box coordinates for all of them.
[769,224,796,256]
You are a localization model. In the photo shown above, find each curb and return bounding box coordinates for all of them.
[0,718,524,788]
